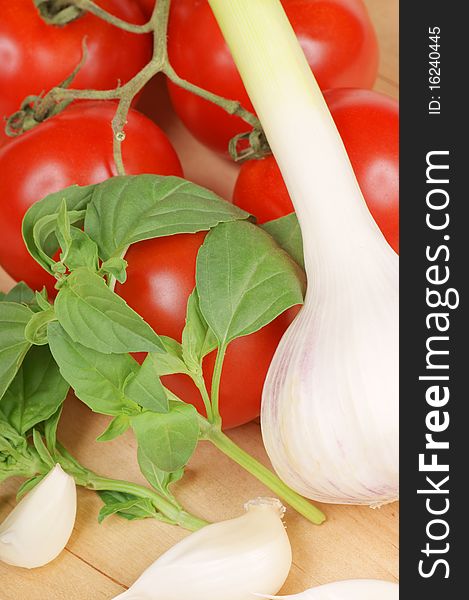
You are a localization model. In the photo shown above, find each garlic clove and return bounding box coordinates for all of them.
[0,464,77,569]
[259,579,398,599]
[113,498,292,600]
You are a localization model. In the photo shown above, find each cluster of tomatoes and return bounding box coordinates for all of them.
[0,0,398,429]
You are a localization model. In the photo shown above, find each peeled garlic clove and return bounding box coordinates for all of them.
[0,464,77,568]
[114,498,292,600]
[260,579,398,599]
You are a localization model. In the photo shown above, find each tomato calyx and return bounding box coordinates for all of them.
[34,0,84,26]
[229,127,271,163]
[5,41,88,138]
[5,94,73,137]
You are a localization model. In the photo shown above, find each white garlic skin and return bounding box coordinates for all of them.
[261,578,398,599]
[0,464,77,568]
[114,498,292,600]
[261,229,399,506]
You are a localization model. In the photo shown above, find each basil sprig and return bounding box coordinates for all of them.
[0,173,320,527]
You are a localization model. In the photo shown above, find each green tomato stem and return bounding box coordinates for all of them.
[206,426,325,525]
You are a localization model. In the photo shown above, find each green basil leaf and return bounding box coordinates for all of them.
[55,268,163,354]
[1,284,47,314]
[35,290,51,312]
[64,227,100,272]
[43,405,63,457]
[100,257,127,284]
[0,303,33,400]
[0,345,69,435]
[32,430,55,469]
[181,290,217,374]
[124,355,169,413]
[24,307,56,346]
[0,417,27,448]
[196,221,304,345]
[262,212,305,270]
[96,414,131,442]
[132,403,199,472]
[2,282,35,306]
[23,184,95,272]
[0,419,38,484]
[48,322,140,416]
[85,175,250,260]
[56,199,72,262]
[32,209,85,274]
[97,490,160,524]
[137,447,183,499]
[151,337,190,377]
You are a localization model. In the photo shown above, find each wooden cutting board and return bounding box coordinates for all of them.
[0,0,398,596]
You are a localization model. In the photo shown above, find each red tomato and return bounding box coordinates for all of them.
[233,89,399,253]
[167,0,379,154]
[0,0,151,126]
[138,0,156,16]
[116,233,299,429]
[0,101,182,292]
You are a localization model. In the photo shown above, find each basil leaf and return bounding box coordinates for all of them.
[97,414,131,442]
[124,355,169,413]
[32,430,55,469]
[181,290,217,374]
[33,210,85,273]
[0,419,41,484]
[196,221,304,345]
[64,227,100,272]
[35,290,51,312]
[43,406,63,457]
[23,307,56,346]
[85,175,250,260]
[1,283,47,314]
[0,345,69,435]
[1,282,35,306]
[48,322,140,416]
[100,257,127,284]
[0,303,33,400]
[23,184,95,272]
[137,447,183,499]
[55,268,163,354]
[149,338,190,376]
[262,212,305,270]
[97,490,160,524]
[132,403,199,472]
[56,199,73,262]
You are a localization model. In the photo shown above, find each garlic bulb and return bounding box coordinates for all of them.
[0,464,77,568]
[113,498,292,600]
[208,0,398,505]
[261,579,398,599]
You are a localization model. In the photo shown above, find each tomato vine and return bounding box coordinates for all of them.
[7,0,267,172]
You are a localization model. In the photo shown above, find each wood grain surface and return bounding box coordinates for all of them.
[0,1,399,597]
